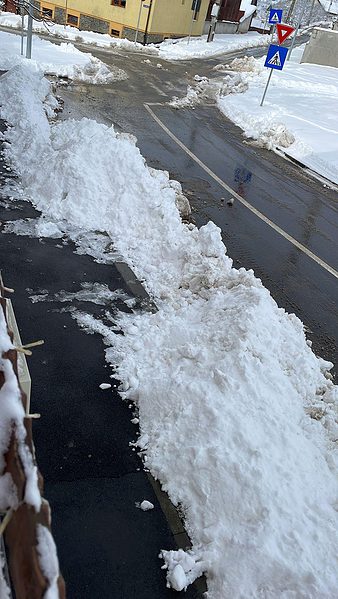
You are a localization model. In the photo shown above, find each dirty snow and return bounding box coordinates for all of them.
[0,29,125,83]
[0,63,337,598]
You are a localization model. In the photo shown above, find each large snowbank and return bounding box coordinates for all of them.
[215,47,338,184]
[0,64,337,598]
[0,29,124,83]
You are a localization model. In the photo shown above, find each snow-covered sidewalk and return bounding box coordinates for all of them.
[155,32,270,61]
[216,46,338,184]
[0,29,124,82]
[0,63,337,598]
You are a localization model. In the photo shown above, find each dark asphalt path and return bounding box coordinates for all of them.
[0,128,201,599]
[59,45,338,375]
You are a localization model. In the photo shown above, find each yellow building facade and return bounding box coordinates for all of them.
[38,0,210,42]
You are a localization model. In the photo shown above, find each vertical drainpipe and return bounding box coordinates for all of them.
[143,0,153,45]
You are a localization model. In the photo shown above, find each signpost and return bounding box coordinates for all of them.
[276,23,295,44]
[260,12,295,108]
[188,0,201,44]
[260,44,288,106]
[268,9,283,24]
[135,0,145,44]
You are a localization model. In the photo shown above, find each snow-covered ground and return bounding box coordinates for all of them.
[216,45,338,184]
[0,11,271,61]
[0,29,124,82]
[155,32,270,61]
[0,11,151,53]
[0,63,337,598]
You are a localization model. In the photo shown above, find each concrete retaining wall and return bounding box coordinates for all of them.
[203,16,252,35]
[301,27,338,68]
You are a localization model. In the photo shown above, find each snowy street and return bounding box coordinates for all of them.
[0,17,337,599]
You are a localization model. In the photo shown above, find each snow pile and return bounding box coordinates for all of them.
[154,32,270,61]
[1,64,338,598]
[0,30,125,83]
[217,49,338,183]
[160,549,205,591]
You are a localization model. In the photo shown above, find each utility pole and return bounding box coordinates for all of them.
[143,0,153,45]
[307,0,316,25]
[20,2,25,55]
[286,0,298,23]
[207,0,220,43]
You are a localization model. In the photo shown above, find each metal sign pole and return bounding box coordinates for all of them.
[135,0,143,44]
[287,21,299,60]
[187,9,195,44]
[260,69,273,106]
[26,10,33,59]
[20,4,25,56]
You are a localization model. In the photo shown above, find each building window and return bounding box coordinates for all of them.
[67,13,79,26]
[111,28,120,37]
[111,0,126,7]
[41,7,53,19]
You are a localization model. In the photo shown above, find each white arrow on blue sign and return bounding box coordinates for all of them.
[264,44,288,71]
[268,9,283,24]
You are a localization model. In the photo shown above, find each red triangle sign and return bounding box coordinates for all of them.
[276,23,295,44]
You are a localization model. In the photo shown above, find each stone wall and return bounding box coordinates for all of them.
[54,7,66,25]
[123,26,164,44]
[79,14,109,35]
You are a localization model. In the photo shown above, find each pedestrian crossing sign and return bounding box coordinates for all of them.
[264,44,288,70]
[268,9,283,24]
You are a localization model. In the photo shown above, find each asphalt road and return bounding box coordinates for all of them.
[60,42,338,376]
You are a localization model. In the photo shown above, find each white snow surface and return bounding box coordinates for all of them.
[0,29,125,83]
[155,32,270,61]
[36,524,60,599]
[0,551,11,599]
[216,47,338,184]
[0,64,338,598]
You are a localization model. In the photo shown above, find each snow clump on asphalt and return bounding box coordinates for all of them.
[0,63,337,598]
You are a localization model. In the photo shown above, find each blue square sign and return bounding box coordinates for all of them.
[264,44,288,71]
[268,9,283,24]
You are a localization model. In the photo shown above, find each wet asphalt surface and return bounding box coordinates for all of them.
[0,124,201,598]
[59,40,338,376]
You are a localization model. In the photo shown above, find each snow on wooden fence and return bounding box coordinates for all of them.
[0,275,65,599]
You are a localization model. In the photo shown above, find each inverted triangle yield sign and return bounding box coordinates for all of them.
[276,23,295,44]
